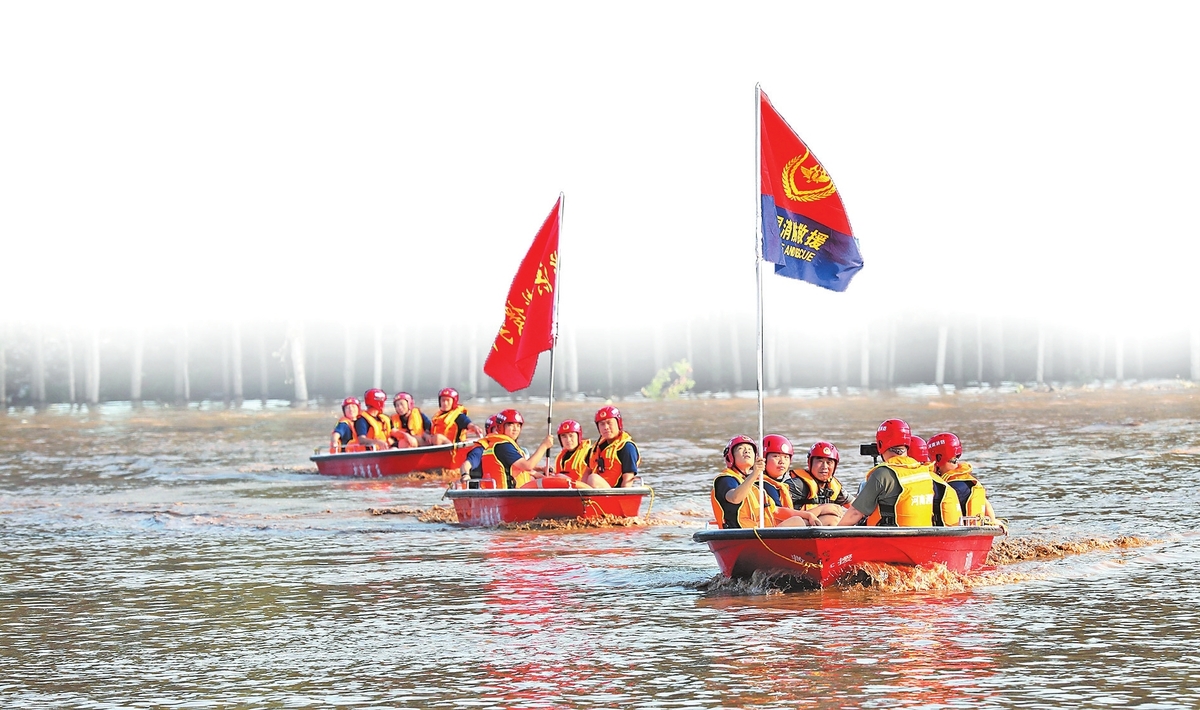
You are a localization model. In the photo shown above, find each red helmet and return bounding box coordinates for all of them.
[393,392,414,408]
[908,435,930,464]
[594,405,623,432]
[807,441,840,469]
[341,396,361,411]
[439,388,459,409]
[723,435,758,468]
[485,415,498,434]
[761,434,794,457]
[876,419,911,453]
[498,409,524,426]
[928,432,963,465]
[557,420,582,437]
[363,388,387,410]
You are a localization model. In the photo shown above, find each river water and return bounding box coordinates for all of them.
[2,386,1199,708]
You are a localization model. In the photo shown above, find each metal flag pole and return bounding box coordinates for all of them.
[545,192,565,473]
[754,84,766,529]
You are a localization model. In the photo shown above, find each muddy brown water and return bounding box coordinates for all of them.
[2,386,1199,708]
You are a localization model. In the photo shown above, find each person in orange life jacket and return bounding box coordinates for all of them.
[761,435,822,526]
[582,406,640,489]
[907,432,963,527]
[553,419,594,489]
[485,409,554,489]
[786,440,852,526]
[839,419,936,527]
[711,436,812,529]
[330,397,363,453]
[460,414,500,488]
[429,388,484,444]
[354,388,393,451]
[390,392,433,448]
[929,432,1000,526]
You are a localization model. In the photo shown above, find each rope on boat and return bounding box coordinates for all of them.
[751,527,822,571]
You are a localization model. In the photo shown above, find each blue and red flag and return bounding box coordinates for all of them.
[484,197,560,392]
[759,89,863,291]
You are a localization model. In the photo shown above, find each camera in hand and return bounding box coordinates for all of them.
[859,443,879,457]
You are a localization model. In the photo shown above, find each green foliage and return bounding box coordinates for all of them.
[641,359,695,400]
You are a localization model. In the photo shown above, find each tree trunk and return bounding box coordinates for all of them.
[32,326,46,404]
[66,330,77,404]
[231,323,244,400]
[935,324,949,387]
[288,321,309,406]
[393,326,406,393]
[174,326,189,404]
[131,326,144,402]
[86,327,100,405]
[372,325,383,389]
[343,324,356,395]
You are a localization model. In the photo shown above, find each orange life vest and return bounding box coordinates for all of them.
[785,469,846,509]
[331,417,357,453]
[587,431,637,487]
[357,409,392,444]
[391,408,425,437]
[480,433,525,489]
[763,475,794,509]
[555,439,594,483]
[940,462,991,517]
[711,467,779,529]
[431,405,469,442]
[864,456,934,527]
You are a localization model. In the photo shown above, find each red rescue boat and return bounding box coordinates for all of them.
[694,525,1004,588]
[310,443,471,478]
[444,486,650,526]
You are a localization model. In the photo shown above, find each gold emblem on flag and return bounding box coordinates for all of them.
[782,149,837,203]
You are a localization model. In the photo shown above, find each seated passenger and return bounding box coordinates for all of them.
[839,419,935,527]
[762,435,822,525]
[553,419,594,488]
[354,388,393,451]
[582,406,640,489]
[330,397,364,453]
[786,441,852,525]
[929,432,999,524]
[908,435,930,465]
[390,392,433,448]
[461,414,501,488]
[710,436,812,529]
[429,387,484,444]
[479,409,554,489]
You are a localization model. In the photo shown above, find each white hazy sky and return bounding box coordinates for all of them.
[3,2,1198,332]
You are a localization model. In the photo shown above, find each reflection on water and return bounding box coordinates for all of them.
[1,388,1199,707]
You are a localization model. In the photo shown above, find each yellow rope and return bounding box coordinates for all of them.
[751,526,823,571]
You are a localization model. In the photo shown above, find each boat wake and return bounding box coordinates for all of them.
[986,535,1160,565]
[366,504,676,529]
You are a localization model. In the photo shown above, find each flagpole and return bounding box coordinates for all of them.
[754,84,766,529]
[545,192,564,472]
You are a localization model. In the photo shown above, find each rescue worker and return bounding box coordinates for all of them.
[762,434,822,525]
[430,388,483,444]
[839,419,935,527]
[330,397,364,453]
[553,419,594,487]
[929,432,1000,524]
[478,409,553,489]
[390,392,432,448]
[582,406,640,489]
[354,388,392,451]
[786,441,852,525]
[710,436,812,529]
[461,414,502,488]
[908,435,931,465]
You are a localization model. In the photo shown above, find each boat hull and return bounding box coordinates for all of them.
[693,526,1003,587]
[445,487,649,526]
[310,443,470,478]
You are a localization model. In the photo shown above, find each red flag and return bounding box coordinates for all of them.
[484,197,561,392]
